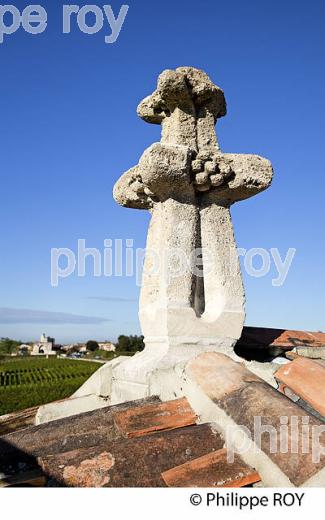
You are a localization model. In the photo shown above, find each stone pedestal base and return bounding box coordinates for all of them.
[35,340,238,423]
[109,337,237,404]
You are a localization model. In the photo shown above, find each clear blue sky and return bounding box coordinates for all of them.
[0,0,324,343]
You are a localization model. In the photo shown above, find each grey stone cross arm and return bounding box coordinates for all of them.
[114,67,272,209]
[113,67,273,356]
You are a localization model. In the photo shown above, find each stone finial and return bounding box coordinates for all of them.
[114,67,272,210]
[112,67,274,400]
[137,67,226,126]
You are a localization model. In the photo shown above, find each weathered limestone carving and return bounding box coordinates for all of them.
[34,70,274,417]
[114,67,273,363]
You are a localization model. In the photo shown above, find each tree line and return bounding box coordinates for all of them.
[86,335,144,354]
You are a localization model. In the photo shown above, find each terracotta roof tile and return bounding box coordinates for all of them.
[39,423,224,487]
[0,396,161,477]
[161,448,260,487]
[186,352,325,486]
[239,326,325,349]
[275,357,325,417]
[0,406,39,436]
[113,397,197,438]
[2,343,325,488]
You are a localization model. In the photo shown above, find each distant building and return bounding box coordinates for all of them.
[98,342,116,352]
[61,344,76,352]
[61,343,87,354]
[18,343,32,355]
[32,333,56,356]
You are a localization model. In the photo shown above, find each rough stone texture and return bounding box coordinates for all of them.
[35,69,275,440]
[296,346,325,360]
[161,448,261,487]
[35,394,110,425]
[111,67,273,399]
